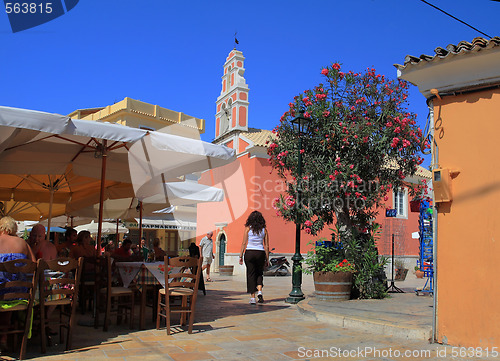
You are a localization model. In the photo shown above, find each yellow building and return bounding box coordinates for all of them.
[69,97,204,253]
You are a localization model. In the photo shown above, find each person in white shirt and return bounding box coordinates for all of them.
[199,231,214,282]
[239,211,270,304]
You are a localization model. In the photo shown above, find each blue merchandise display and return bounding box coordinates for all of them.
[416,200,433,295]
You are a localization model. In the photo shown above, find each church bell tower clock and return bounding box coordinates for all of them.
[215,49,249,140]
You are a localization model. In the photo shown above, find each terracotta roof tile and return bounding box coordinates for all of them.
[240,128,275,147]
[394,36,500,71]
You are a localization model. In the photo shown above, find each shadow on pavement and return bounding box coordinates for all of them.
[195,289,290,323]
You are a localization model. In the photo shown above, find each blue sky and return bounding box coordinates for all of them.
[1,0,498,168]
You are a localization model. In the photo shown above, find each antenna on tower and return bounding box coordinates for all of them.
[234,31,239,49]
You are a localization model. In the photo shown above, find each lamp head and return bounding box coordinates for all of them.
[291,109,311,135]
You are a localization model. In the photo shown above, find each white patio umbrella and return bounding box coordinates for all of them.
[0,106,236,249]
[71,181,224,220]
[75,220,128,235]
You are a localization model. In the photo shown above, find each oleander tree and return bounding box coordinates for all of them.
[267,63,429,298]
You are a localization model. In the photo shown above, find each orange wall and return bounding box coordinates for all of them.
[197,153,420,257]
[197,154,318,254]
[434,89,500,347]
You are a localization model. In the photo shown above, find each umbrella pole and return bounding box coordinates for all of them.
[46,188,54,242]
[116,219,119,244]
[139,201,143,241]
[70,216,74,228]
[97,140,108,254]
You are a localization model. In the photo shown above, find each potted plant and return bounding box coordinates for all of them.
[303,240,355,301]
[415,265,424,279]
[394,259,408,281]
[409,197,421,212]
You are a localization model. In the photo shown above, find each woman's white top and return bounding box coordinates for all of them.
[246,228,265,251]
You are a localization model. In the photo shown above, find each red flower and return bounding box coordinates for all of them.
[321,68,329,75]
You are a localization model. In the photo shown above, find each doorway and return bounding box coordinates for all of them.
[218,233,226,266]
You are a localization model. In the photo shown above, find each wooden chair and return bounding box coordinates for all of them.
[78,256,97,315]
[38,257,83,353]
[156,256,202,334]
[0,258,38,360]
[98,254,135,331]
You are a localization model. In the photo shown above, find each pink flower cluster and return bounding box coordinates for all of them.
[285,196,295,208]
[316,93,327,101]
[277,150,288,159]
[302,97,312,106]
[390,137,399,148]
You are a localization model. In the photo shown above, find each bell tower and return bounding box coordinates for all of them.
[215,49,249,140]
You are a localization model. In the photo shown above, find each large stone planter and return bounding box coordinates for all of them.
[313,271,353,301]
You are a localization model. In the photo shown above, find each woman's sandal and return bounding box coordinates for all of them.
[206,277,212,282]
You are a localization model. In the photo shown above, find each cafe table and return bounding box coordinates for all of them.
[115,261,179,329]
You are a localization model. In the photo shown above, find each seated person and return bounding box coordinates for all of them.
[0,216,36,265]
[111,238,142,262]
[30,224,57,261]
[104,241,116,253]
[58,227,77,257]
[70,231,97,260]
[0,217,36,341]
[152,238,166,261]
[131,243,141,258]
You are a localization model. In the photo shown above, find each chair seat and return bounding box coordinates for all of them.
[159,287,194,297]
[44,297,71,306]
[100,287,134,296]
[0,304,28,312]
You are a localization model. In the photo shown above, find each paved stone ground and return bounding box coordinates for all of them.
[1,274,498,361]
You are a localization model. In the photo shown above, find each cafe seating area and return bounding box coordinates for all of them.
[0,255,205,360]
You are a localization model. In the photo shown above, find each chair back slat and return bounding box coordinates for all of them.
[39,257,83,302]
[164,256,202,291]
[0,258,37,302]
[0,257,38,360]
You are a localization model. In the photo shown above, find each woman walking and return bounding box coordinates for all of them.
[239,211,269,304]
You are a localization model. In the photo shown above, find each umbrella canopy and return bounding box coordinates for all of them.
[0,171,134,221]
[0,107,235,184]
[0,106,235,248]
[39,215,94,228]
[71,181,224,220]
[75,220,128,235]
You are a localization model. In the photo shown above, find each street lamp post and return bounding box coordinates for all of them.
[285,110,310,304]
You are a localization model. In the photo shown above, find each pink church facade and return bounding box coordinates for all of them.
[197,49,431,275]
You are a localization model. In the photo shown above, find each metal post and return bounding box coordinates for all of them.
[286,136,305,304]
[387,233,403,293]
[97,140,107,254]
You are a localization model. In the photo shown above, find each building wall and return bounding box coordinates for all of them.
[434,89,500,348]
[375,189,421,258]
[196,153,318,274]
[197,149,423,275]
